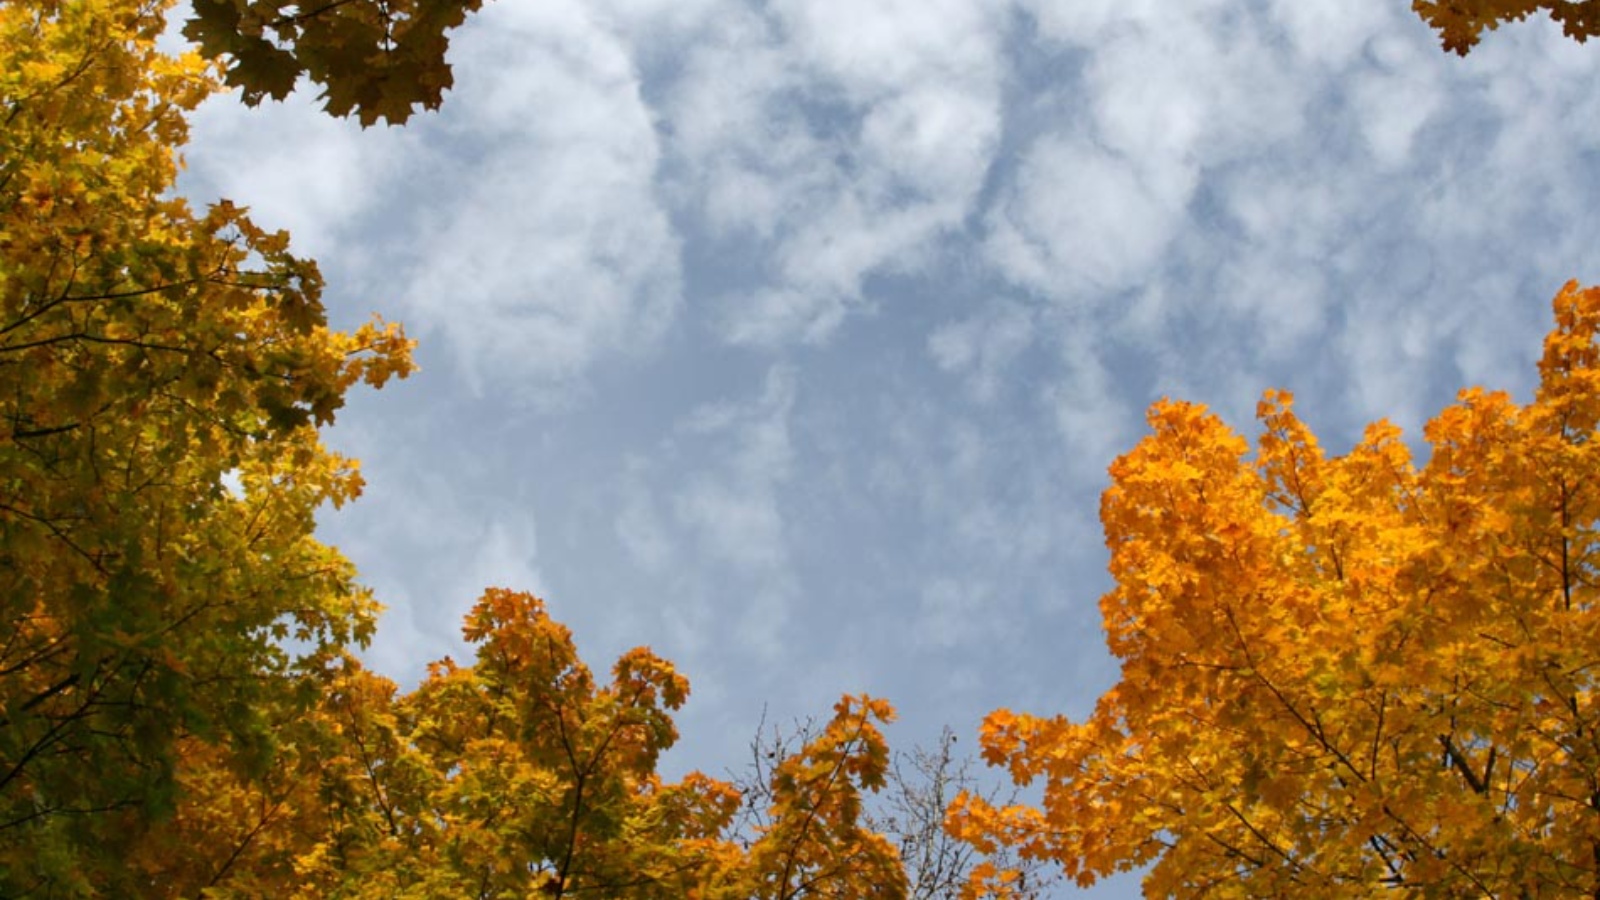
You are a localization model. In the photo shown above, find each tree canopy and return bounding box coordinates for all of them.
[123,589,909,899]
[953,281,1600,897]
[1,0,412,892]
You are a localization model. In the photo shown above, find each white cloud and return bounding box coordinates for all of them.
[1047,329,1141,481]
[1210,255,1329,361]
[361,512,543,680]
[1014,0,1173,45]
[927,302,1037,403]
[1089,11,1305,161]
[182,0,683,398]
[661,0,1004,346]
[459,519,545,603]
[615,461,677,574]
[771,0,1000,99]
[588,0,726,54]
[725,288,852,348]
[674,477,789,571]
[672,366,797,572]
[984,2,1327,315]
[1267,0,1395,68]
[1085,37,1209,169]
[1350,36,1444,168]
[913,577,998,648]
[985,134,1191,297]
[323,460,546,685]
[723,199,965,345]
[859,85,998,197]
[183,87,414,262]
[395,0,681,394]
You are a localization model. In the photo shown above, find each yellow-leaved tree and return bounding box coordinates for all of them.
[952,282,1600,897]
[0,0,411,893]
[127,589,908,899]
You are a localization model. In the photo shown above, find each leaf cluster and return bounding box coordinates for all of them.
[181,0,485,125]
[1413,0,1600,54]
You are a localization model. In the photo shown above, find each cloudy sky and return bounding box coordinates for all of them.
[177,0,1600,893]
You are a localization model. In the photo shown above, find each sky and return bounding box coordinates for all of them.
[175,0,1600,894]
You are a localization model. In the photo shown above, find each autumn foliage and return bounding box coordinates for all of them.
[12,0,1600,897]
[954,282,1600,896]
[183,0,484,125]
[123,589,906,898]
[1413,0,1600,54]
[0,1,410,892]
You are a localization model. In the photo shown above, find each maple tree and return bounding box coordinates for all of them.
[1,0,411,893]
[315,587,742,898]
[125,589,910,899]
[952,281,1600,896]
[724,692,908,899]
[1413,0,1600,54]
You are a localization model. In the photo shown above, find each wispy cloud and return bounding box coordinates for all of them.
[608,365,801,668]
[183,85,415,265]
[188,0,681,399]
[658,0,1004,345]
[394,0,681,396]
[927,301,1037,404]
[985,133,1194,298]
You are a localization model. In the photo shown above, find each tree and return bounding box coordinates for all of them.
[130,589,910,899]
[952,281,1600,896]
[122,589,738,898]
[874,732,1057,900]
[723,694,908,900]
[1413,0,1600,54]
[740,722,1057,899]
[325,587,742,898]
[0,1,412,893]
[182,0,485,125]
[113,662,367,897]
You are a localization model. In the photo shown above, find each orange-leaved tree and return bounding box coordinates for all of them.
[952,281,1600,897]
[1413,0,1600,54]
[129,589,910,899]
[741,722,1057,899]
[0,0,412,893]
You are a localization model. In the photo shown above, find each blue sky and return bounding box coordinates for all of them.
[177,0,1600,893]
